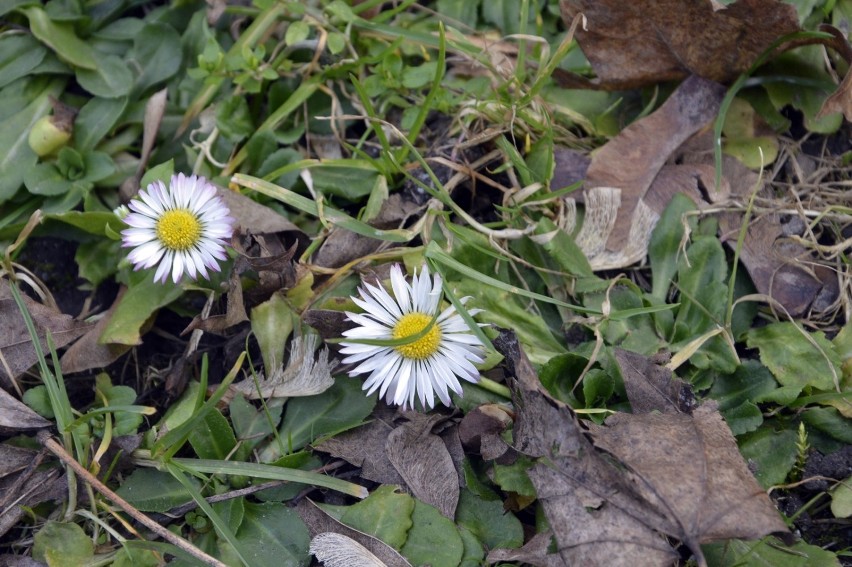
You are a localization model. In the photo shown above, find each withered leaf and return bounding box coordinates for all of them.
[315,417,406,486]
[0,280,92,388]
[486,531,562,567]
[589,402,790,547]
[579,75,726,258]
[0,445,39,480]
[458,404,512,461]
[0,469,65,540]
[386,413,459,519]
[559,0,799,89]
[614,349,696,414]
[310,533,388,567]
[181,270,249,336]
[0,388,51,432]
[296,499,412,567]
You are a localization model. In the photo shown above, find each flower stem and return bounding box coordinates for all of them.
[476,377,512,400]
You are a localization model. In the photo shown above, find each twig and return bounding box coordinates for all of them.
[37,430,226,567]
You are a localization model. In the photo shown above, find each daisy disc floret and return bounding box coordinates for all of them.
[120,173,234,284]
[339,264,486,410]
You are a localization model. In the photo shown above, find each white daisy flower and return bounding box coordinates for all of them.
[120,173,234,284]
[339,264,486,410]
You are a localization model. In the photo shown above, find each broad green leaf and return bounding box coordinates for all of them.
[492,456,536,498]
[100,272,184,345]
[746,322,840,395]
[436,0,481,23]
[33,521,94,567]
[539,352,586,406]
[19,6,98,69]
[830,476,852,518]
[24,163,70,196]
[23,384,54,418]
[458,525,486,567]
[113,546,162,567]
[708,361,778,435]
[115,468,199,512]
[76,239,121,286]
[274,377,375,453]
[801,407,852,444]
[76,54,133,98]
[703,536,841,567]
[229,395,283,456]
[74,96,128,153]
[533,217,593,278]
[217,95,254,142]
[250,292,295,372]
[94,373,143,436]
[128,23,182,94]
[139,159,174,189]
[237,502,311,567]
[0,77,64,201]
[400,500,464,567]
[401,61,438,89]
[649,193,697,300]
[188,407,237,460]
[285,20,310,46]
[455,488,523,550]
[341,485,414,550]
[0,34,46,89]
[738,428,798,489]
[308,161,384,201]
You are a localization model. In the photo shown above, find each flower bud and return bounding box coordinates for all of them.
[27,98,77,157]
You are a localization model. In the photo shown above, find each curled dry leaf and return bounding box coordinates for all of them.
[181,270,248,336]
[0,445,39,480]
[486,531,562,567]
[60,287,132,375]
[614,349,696,414]
[386,413,459,519]
[310,533,388,567]
[558,0,799,89]
[0,279,92,388]
[497,331,790,565]
[458,404,513,461]
[0,469,65,540]
[567,75,728,270]
[297,499,412,567]
[231,334,335,399]
[315,415,406,486]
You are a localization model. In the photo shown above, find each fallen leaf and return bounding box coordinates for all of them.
[386,413,459,519]
[486,531,562,567]
[0,387,51,432]
[614,349,696,414]
[0,468,65,540]
[310,533,388,567]
[181,270,248,335]
[558,0,799,90]
[231,334,335,399]
[315,417,407,486]
[458,404,512,460]
[0,445,39,479]
[0,279,92,388]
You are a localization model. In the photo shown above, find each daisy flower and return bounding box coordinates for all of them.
[120,173,234,284]
[339,264,486,410]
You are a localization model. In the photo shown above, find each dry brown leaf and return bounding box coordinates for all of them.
[0,469,65,540]
[614,349,696,414]
[0,445,39,480]
[386,413,459,519]
[296,499,413,567]
[578,75,726,261]
[315,415,406,486]
[0,280,92,388]
[589,403,790,546]
[181,270,249,336]
[458,404,512,461]
[497,331,790,565]
[0,388,51,432]
[558,0,799,89]
[59,287,132,375]
[486,531,562,567]
[310,533,388,567]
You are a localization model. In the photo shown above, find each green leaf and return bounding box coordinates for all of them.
[455,488,523,550]
[830,476,852,518]
[801,407,852,444]
[235,501,311,567]
[539,352,586,405]
[128,23,182,94]
[458,525,486,567]
[400,500,464,567]
[341,485,414,550]
[703,536,841,567]
[738,427,798,489]
[492,456,537,497]
[19,6,97,69]
[115,468,199,513]
[229,395,283,456]
[746,322,841,395]
[33,521,94,567]
[534,216,593,278]
[285,20,310,46]
[24,162,71,196]
[0,77,65,202]
[0,34,47,89]
[76,54,133,98]
[140,160,175,188]
[649,193,697,300]
[100,272,185,345]
[94,373,143,436]
[275,376,375,453]
[23,384,55,418]
[250,292,295,372]
[217,95,255,142]
[188,407,237,460]
[402,61,438,89]
[76,239,121,286]
[308,160,385,201]
[708,361,778,435]
[74,96,128,153]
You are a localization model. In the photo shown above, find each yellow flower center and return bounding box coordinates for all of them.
[156,209,202,251]
[392,312,442,360]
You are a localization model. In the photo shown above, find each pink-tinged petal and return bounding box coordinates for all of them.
[181,252,197,279]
